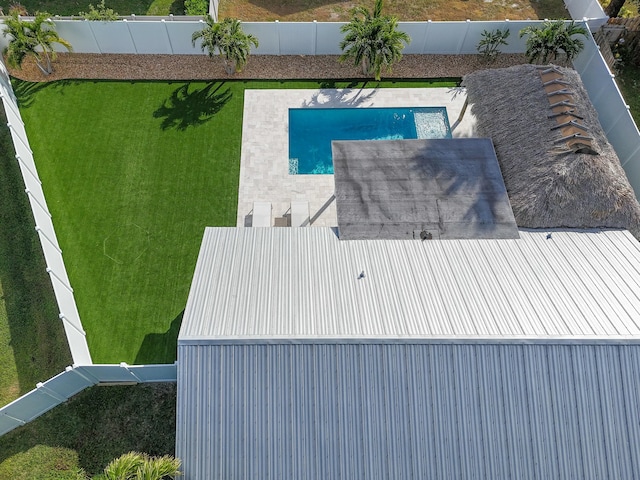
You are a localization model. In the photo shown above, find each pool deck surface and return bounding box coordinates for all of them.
[238,87,477,227]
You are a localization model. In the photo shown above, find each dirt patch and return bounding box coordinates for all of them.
[218,0,569,22]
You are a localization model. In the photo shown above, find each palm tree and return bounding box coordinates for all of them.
[519,20,588,65]
[95,451,181,480]
[192,16,259,75]
[605,0,628,17]
[339,0,410,81]
[2,10,72,75]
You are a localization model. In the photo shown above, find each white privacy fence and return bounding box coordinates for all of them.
[573,30,640,189]
[564,0,608,29]
[0,60,92,366]
[0,18,539,55]
[0,363,177,436]
[244,20,538,55]
[52,18,204,54]
[0,18,608,56]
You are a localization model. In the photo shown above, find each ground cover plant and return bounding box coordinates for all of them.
[14,78,457,365]
[0,383,176,479]
[0,106,72,407]
[219,0,569,22]
[2,10,73,75]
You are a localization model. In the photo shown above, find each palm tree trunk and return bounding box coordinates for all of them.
[223,59,236,75]
[34,57,51,75]
[361,56,371,76]
[43,50,53,74]
[606,0,627,17]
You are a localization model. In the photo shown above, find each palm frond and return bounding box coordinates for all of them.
[338,0,410,80]
[103,451,146,480]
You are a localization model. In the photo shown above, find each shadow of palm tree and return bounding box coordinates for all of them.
[301,85,377,108]
[153,82,232,131]
[12,79,80,109]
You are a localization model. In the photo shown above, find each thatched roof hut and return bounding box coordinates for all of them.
[462,64,640,237]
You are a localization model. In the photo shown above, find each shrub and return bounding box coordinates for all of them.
[185,0,208,16]
[80,0,119,20]
[519,20,588,64]
[477,28,510,62]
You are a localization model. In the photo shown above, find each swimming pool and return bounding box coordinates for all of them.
[289,107,452,175]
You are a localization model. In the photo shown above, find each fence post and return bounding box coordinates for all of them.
[87,20,102,54]
[35,226,62,253]
[0,92,20,117]
[15,155,42,185]
[123,19,138,54]
[457,19,471,54]
[162,19,175,54]
[276,20,281,55]
[0,411,26,426]
[46,268,74,293]
[7,124,33,154]
[421,20,431,54]
[120,362,143,382]
[72,365,100,383]
[26,190,53,218]
[36,382,67,402]
[2,98,21,120]
[313,20,317,55]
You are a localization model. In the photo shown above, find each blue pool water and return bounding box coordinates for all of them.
[289,107,452,175]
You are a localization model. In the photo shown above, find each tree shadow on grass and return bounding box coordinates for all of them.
[134,310,183,365]
[168,0,185,15]
[153,82,232,131]
[0,105,72,406]
[319,80,369,89]
[12,79,80,109]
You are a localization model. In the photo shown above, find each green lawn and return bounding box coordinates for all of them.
[0,106,72,407]
[616,63,640,126]
[0,383,176,479]
[15,79,457,365]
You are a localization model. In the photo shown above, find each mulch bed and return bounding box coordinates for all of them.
[7,53,530,82]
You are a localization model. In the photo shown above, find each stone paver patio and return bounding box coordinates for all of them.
[238,87,477,227]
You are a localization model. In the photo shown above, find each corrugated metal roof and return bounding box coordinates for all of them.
[176,343,640,479]
[179,228,640,342]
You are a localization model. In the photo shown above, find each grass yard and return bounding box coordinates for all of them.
[0,383,176,479]
[617,63,640,126]
[15,78,457,365]
[1,0,569,19]
[0,0,184,16]
[219,0,569,22]
[0,106,72,407]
